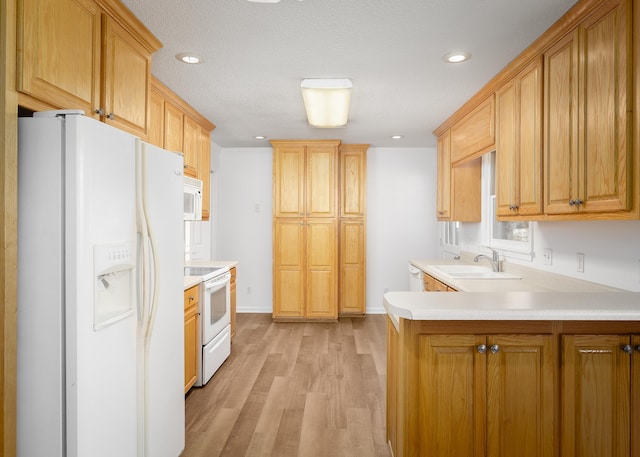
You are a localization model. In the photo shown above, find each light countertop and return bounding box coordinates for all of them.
[386,256,640,327]
[384,290,640,322]
[183,260,238,291]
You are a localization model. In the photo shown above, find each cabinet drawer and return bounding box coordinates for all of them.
[184,285,199,309]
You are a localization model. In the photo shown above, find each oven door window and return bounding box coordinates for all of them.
[209,285,226,327]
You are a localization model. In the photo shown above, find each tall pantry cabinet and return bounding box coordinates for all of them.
[272,140,367,320]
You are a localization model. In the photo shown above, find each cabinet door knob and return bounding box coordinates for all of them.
[95,108,105,116]
[490,344,500,354]
[574,199,583,206]
[106,113,115,120]
[622,344,633,354]
[476,344,487,354]
[568,199,575,206]
[636,345,640,353]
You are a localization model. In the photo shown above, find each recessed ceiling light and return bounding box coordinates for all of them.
[443,52,471,64]
[255,136,267,140]
[175,53,203,64]
[391,135,403,140]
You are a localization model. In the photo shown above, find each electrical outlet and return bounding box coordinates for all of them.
[247,286,252,294]
[577,253,585,273]
[543,248,553,266]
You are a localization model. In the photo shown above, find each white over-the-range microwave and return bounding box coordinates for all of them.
[184,176,203,221]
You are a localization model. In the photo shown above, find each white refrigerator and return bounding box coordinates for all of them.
[17,111,185,457]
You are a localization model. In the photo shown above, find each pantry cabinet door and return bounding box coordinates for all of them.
[18,0,101,114]
[273,220,305,318]
[339,220,365,315]
[305,219,337,319]
[273,146,306,218]
[306,144,338,218]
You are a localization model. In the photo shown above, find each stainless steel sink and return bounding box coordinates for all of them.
[427,264,521,280]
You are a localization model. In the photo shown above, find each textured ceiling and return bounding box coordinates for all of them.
[121,0,577,148]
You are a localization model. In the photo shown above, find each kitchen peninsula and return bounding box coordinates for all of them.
[384,283,640,457]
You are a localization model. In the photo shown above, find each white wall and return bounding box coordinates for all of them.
[455,158,640,292]
[214,145,441,313]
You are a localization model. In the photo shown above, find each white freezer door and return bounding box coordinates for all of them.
[17,113,139,457]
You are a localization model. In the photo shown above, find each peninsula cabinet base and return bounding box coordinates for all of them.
[387,318,640,457]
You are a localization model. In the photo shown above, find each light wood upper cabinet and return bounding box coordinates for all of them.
[544,0,632,216]
[199,126,211,220]
[150,78,215,220]
[17,0,161,137]
[436,130,481,222]
[339,144,368,218]
[495,57,543,218]
[436,130,452,220]
[17,0,101,114]
[101,14,151,137]
[450,95,495,165]
[339,220,365,315]
[561,334,632,457]
[182,115,200,178]
[163,101,184,153]
[148,89,164,147]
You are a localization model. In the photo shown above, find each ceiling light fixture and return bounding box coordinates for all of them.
[442,52,471,64]
[254,135,267,140]
[300,78,352,128]
[391,135,403,139]
[175,53,203,64]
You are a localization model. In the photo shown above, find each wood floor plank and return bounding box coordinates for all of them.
[183,314,391,457]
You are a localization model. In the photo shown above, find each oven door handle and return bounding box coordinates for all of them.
[205,273,231,293]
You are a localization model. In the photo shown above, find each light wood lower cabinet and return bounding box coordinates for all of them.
[230,267,237,339]
[423,272,456,292]
[561,334,639,457]
[386,317,399,456]
[389,320,640,457]
[183,285,199,393]
[418,333,556,457]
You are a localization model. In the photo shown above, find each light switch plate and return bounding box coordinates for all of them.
[543,248,552,266]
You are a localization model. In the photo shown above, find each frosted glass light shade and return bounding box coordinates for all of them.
[301,79,352,127]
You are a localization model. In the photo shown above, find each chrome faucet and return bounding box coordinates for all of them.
[474,247,500,272]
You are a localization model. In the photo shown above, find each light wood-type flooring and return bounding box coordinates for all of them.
[183,313,391,457]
